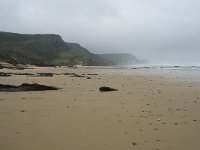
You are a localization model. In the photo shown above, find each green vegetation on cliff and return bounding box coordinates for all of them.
[0,32,140,66]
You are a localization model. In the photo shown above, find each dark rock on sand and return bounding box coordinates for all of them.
[37,73,54,77]
[15,73,34,76]
[64,73,85,77]
[99,86,118,92]
[0,72,34,76]
[0,83,59,92]
[0,64,3,69]
[0,72,11,77]
[82,73,98,76]
[64,72,92,79]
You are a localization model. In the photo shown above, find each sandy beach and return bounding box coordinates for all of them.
[0,66,200,150]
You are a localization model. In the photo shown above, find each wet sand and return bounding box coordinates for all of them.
[0,66,200,150]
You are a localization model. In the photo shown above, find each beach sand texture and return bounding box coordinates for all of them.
[0,67,200,150]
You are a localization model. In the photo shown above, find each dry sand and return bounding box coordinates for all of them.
[0,66,200,150]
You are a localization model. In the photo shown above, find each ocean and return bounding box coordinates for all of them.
[96,65,200,83]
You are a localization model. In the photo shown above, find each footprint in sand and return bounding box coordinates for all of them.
[16,131,21,135]
[118,120,122,123]
[168,99,172,102]
[156,139,161,142]
[154,128,158,131]
[139,129,143,132]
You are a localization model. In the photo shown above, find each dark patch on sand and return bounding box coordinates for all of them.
[0,83,60,92]
[99,86,118,92]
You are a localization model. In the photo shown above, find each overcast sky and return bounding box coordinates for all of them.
[0,0,200,64]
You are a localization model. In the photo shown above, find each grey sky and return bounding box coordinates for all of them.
[0,0,200,64]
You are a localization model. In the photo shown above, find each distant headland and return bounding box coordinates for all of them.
[0,31,145,66]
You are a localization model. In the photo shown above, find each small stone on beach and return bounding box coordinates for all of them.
[132,142,137,146]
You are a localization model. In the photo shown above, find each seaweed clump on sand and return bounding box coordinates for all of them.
[0,83,60,92]
[99,86,118,92]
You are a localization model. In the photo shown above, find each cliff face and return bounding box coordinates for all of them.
[0,32,107,66]
[0,32,141,66]
[0,32,66,65]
